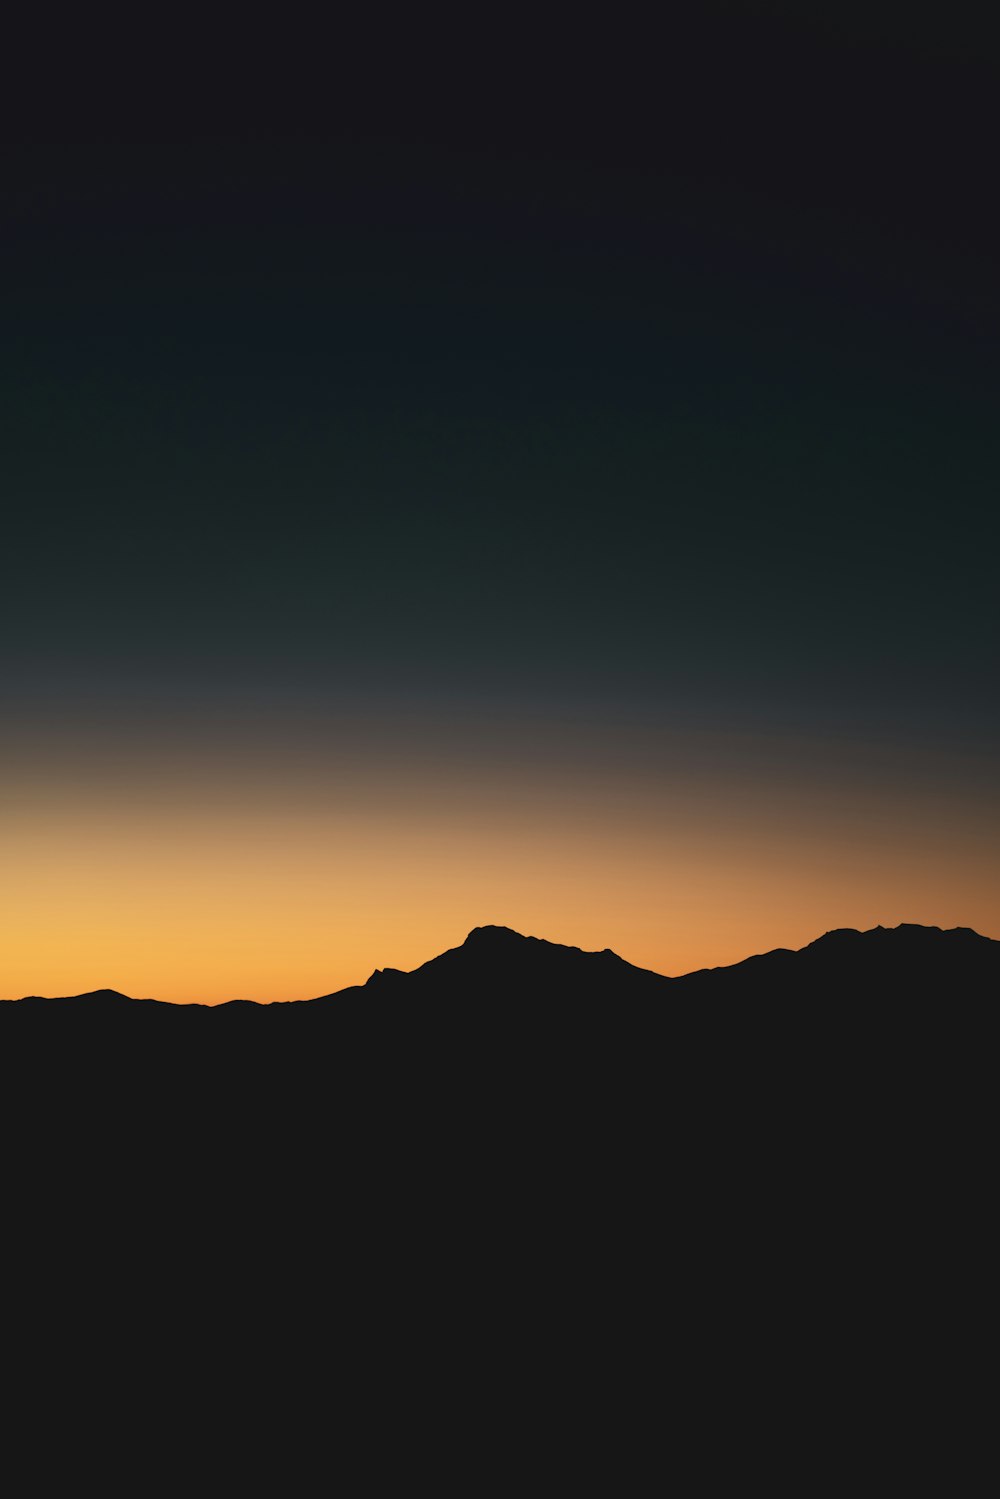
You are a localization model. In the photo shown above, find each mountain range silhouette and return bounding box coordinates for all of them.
[6,921,998,1009]
[9,915,992,1424]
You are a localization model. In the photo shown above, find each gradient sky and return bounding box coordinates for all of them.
[2,8,998,1000]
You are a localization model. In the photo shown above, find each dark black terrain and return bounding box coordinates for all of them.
[6,920,995,1124]
[5,918,993,1451]
[324,920,1000,999]
[7,921,998,1014]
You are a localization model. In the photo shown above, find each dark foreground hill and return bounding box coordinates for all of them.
[670,921,1000,996]
[7,920,998,1013]
[5,919,995,1129]
[5,919,994,1442]
[312,920,1000,1000]
[6,920,996,1137]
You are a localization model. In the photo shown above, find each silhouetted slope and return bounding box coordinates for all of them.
[308,920,1000,1001]
[673,923,1000,997]
[7,918,993,1393]
[5,922,998,1010]
[310,924,670,1003]
[14,988,162,1009]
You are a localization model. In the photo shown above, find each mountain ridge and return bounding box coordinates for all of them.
[5,922,998,1006]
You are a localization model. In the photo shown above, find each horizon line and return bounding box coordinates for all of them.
[4,919,995,1008]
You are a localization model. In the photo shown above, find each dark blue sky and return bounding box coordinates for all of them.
[4,120,996,742]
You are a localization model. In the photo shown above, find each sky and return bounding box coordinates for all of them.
[2,6,998,1000]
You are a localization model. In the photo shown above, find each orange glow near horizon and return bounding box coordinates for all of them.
[3,731,997,1002]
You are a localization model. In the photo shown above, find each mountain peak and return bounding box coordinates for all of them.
[464,925,526,944]
[48,987,136,1003]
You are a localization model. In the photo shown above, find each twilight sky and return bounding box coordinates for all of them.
[2,7,998,1000]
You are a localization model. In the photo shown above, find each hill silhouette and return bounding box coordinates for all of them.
[7,916,992,1422]
[13,987,164,1009]
[669,922,1000,996]
[4,922,998,1010]
[309,924,671,1003]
